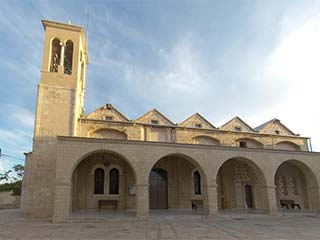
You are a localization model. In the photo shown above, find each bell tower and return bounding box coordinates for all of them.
[34,20,88,137]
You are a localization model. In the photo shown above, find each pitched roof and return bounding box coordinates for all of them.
[253,119,274,131]
[179,113,216,129]
[220,116,255,132]
[85,103,130,122]
[135,108,175,125]
[254,118,295,135]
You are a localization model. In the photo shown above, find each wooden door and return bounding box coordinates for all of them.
[245,184,254,208]
[149,168,168,209]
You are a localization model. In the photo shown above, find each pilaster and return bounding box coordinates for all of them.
[206,184,219,218]
[52,182,72,223]
[266,185,278,215]
[136,184,149,221]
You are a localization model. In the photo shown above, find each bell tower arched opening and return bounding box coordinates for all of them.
[64,40,73,75]
[50,38,61,72]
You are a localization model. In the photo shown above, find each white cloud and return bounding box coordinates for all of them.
[0,159,5,173]
[0,129,17,141]
[249,12,320,150]
[0,104,34,129]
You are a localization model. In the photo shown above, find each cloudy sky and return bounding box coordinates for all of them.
[1,0,320,172]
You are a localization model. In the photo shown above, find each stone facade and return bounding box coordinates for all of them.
[21,20,320,223]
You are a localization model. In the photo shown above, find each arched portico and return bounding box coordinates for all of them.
[147,154,209,214]
[274,160,320,211]
[216,157,269,213]
[52,148,141,223]
[50,137,320,223]
[71,151,136,212]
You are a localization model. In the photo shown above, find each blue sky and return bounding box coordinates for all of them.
[1,0,320,172]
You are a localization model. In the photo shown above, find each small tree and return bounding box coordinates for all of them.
[0,164,24,196]
[0,169,12,182]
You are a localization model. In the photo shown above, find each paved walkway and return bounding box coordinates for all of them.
[1,209,320,239]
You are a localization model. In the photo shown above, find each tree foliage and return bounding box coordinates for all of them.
[0,164,24,196]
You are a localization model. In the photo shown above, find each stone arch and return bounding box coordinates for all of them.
[216,157,269,212]
[148,153,208,212]
[274,159,319,210]
[71,149,137,212]
[50,37,61,72]
[193,136,220,146]
[147,153,208,185]
[70,149,136,180]
[88,128,127,140]
[235,138,264,149]
[275,141,301,151]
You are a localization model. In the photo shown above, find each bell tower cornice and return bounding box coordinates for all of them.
[41,19,89,64]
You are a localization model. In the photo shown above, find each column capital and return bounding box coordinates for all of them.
[136,184,149,187]
[207,184,218,189]
[265,185,277,190]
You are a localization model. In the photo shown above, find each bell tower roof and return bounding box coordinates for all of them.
[41,19,89,64]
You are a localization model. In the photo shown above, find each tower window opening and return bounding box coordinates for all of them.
[64,40,73,75]
[50,38,61,73]
[275,130,280,135]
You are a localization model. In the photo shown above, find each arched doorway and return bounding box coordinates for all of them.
[275,160,319,210]
[148,154,207,212]
[71,151,136,213]
[244,184,254,208]
[216,157,268,212]
[149,168,168,209]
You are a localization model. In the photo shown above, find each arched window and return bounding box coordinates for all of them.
[50,38,61,72]
[109,168,119,194]
[239,141,247,148]
[194,171,201,195]
[64,40,73,75]
[94,168,104,194]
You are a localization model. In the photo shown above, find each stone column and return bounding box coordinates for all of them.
[307,186,320,210]
[58,41,65,73]
[206,184,218,218]
[136,184,149,221]
[52,182,72,223]
[235,182,243,208]
[266,185,278,215]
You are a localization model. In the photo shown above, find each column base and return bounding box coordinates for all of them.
[267,208,279,216]
[52,216,67,223]
[206,213,219,221]
[137,214,149,221]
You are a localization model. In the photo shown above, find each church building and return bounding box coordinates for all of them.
[21,20,320,223]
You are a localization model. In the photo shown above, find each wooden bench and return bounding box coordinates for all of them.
[98,200,118,210]
[191,199,204,211]
[280,200,301,210]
